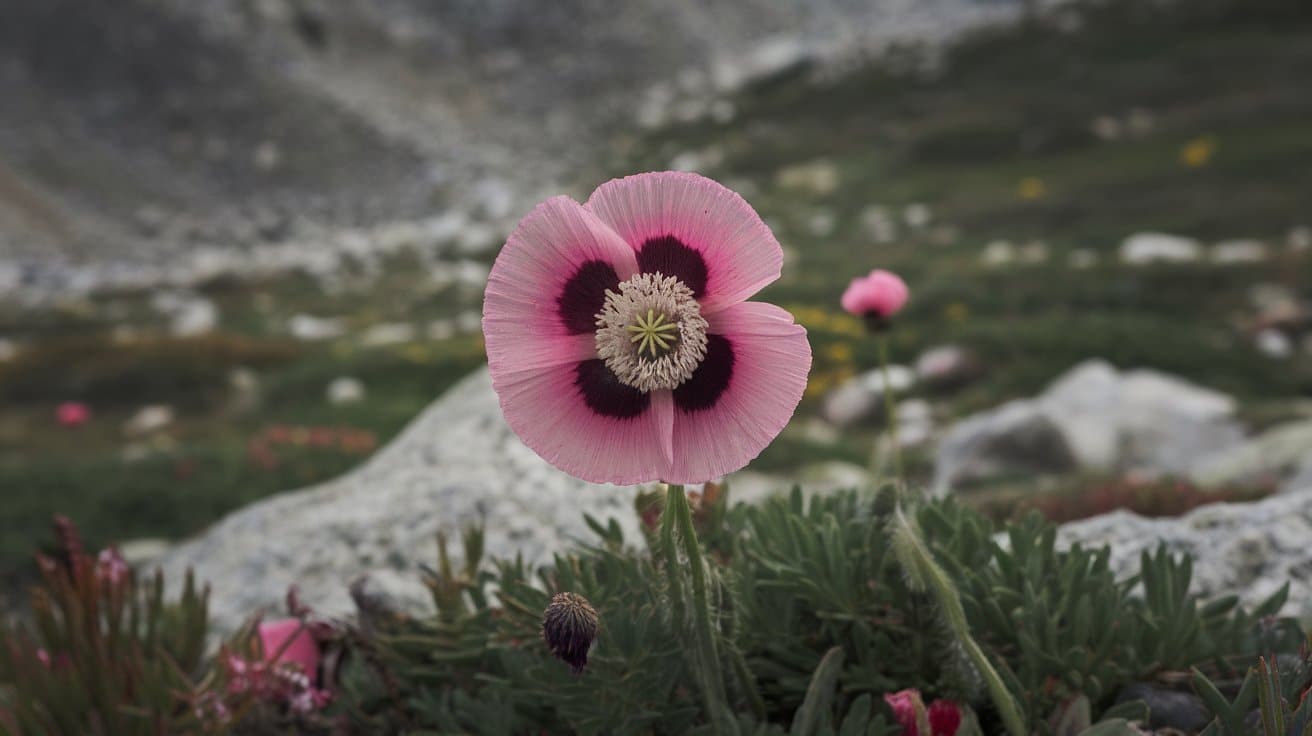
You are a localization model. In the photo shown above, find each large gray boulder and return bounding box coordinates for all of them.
[1058,486,1312,621]
[156,368,643,635]
[1189,418,1312,491]
[932,360,1243,495]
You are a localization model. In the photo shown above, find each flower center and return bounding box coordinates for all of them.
[595,272,708,393]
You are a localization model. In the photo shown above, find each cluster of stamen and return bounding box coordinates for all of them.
[595,273,708,393]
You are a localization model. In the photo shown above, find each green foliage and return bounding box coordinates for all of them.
[350,486,1303,734]
[0,517,236,735]
[1191,630,1312,735]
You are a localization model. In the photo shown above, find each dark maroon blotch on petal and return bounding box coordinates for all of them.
[637,236,708,298]
[575,359,651,419]
[673,334,733,412]
[558,260,620,334]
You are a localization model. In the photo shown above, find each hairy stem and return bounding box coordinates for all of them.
[891,505,1027,736]
[878,335,903,483]
[667,483,728,733]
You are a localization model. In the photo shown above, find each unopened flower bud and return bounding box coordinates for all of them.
[541,592,598,674]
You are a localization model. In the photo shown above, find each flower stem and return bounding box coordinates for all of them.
[660,485,687,638]
[666,483,728,732]
[878,335,903,484]
[890,505,1027,736]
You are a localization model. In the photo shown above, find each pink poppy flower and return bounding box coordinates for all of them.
[56,401,90,427]
[483,172,811,485]
[841,269,909,321]
[257,619,321,686]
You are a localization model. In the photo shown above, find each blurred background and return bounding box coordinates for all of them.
[0,0,1309,608]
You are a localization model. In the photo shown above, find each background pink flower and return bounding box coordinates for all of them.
[483,172,811,485]
[841,269,909,319]
[56,401,90,427]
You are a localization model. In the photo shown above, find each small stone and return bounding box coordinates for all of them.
[427,319,456,340]
[327,377,366,405]
[775,160,839,195]
[124,405,174,437]
[360,323,416,347]
[821,366,916,427]
[981,240,1016,267]
[455,311,482,334]
[1210,239,1267,264]
[1256,328,1292,359]
[288,314,345,341]
[1120,232,1202,265]
[1018,240,1049,264]
[807,210,838,238]
[253,141,282,171]
[903,202,932,229]
[0,338,18,362]
[350,569,437,629]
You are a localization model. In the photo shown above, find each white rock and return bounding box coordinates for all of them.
[288,314,345,341]
[807,210,838,238]
[1191,419,1312,489]
[456,310,483,334]
[1120,232,1202,265]
[932,359,1242,495]
[124,405,174,436]
[360,322,416,347]
[327,377,366,405]
[896,399,934,447]
[981,240,1016,266]
[1058,490,1312,620]
[1211,239,1268,264]
[154,368,649,635]
[821,365,915,427]
[1256,329,1293,359]
[0,338,18,362]
[427,319,456,340]
[859,205,897,244]
[153,291,219,336]
[903,203,932,229]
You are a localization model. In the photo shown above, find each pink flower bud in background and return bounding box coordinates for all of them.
[883,689,962,736]
[257,619,321,687]
[841,269,909,323]
[884,689,925,735]
[56,401,90,427]
[927,699,963,736]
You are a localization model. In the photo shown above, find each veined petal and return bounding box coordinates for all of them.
[584,172,783,314]
[484,196,638,379]
[663,301,810,484]
[493,359,672,485]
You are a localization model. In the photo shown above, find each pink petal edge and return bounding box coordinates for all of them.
[663,301,810,484]
[584,172,783,314]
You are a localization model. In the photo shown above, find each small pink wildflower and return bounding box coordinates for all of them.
[483,172,811,484]
[841,269,909,324]
[94,547,130,587]
[56,401,90,427]
[258,619,321,686]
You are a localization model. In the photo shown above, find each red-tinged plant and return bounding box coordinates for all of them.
[0,516,243,736]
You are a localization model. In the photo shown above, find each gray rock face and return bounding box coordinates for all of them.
[156,368,642,635]
[932,360,1243,495]
[1190,419,1312,490]
[1058,488,1312,621]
